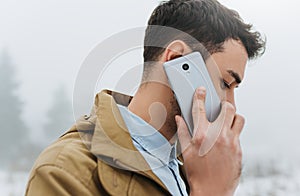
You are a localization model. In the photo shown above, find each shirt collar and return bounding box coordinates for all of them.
[118,104,177,165]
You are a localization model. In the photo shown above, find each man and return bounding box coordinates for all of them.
[26,0,265,195]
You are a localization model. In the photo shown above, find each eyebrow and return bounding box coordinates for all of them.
[227,70,242,84]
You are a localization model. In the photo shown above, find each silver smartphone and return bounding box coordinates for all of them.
[163,52,221,135]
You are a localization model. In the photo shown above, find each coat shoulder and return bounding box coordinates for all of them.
[27,130,101,194]
[32,130,97,175]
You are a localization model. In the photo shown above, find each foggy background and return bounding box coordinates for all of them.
[0,0,300,195]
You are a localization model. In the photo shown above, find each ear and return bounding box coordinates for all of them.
[163,40,192,62]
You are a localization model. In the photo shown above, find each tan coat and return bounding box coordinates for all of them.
[26,90,189,196]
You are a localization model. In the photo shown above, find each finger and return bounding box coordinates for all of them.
[231,114,245,137]
[176,115,192,152]
[192,87,208,134]
[214,101,236,133]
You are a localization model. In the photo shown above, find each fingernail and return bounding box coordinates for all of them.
[197,87,206,98]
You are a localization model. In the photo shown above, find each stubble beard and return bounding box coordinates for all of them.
[165,94,181,138]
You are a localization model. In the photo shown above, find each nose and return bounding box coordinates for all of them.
[225,90,236,109]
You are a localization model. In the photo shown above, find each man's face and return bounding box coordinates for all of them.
[166,39,248,134]
[209,39,248,108]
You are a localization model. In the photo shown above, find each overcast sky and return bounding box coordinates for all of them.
[1,0,300,163]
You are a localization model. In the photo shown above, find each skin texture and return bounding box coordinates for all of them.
[128,39,247,195]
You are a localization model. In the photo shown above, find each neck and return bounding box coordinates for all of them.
[128,82,179,144]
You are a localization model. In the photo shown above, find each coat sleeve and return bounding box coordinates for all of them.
[25,165,94,196]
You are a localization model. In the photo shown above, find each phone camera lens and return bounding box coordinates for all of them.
[182,64,189,71]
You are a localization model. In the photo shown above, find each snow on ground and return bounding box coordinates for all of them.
[1,168,300,196]
[0,170,29,196]
[236,171,300,196]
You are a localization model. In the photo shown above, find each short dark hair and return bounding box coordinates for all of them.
[143,0,265,63]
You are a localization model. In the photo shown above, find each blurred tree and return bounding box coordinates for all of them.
[0,49,29,169]
[43,85,74,144]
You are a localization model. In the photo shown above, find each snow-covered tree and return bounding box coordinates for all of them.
[0,49,29,168]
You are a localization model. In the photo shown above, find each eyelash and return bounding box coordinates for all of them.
[222,80,231,89]
[222,80,240,89]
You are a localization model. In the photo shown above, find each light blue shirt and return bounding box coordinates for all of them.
[118,104,188,196]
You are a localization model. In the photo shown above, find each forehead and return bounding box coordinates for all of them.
[211,39,248,80]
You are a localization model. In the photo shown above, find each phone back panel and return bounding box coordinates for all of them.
[163,52,221,135]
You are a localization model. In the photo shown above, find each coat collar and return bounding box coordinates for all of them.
[75,90,168,191]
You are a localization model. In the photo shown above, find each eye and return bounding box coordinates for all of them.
[221,80,231,89]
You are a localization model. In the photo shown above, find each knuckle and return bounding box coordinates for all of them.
[193,133,206,146]
[232,139,242,157]
[227,104,236,113]
[237,115,246,125]
[192,100,206,114]
[192,103,199,115]
[231,138,241,150]
[235,144,243,159]
[216,134,228,146]
[233,115,246,133]
[237,148,243,159]
[223,102,236,114]
[199,105,206,114]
